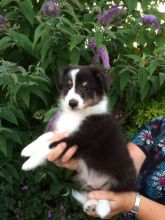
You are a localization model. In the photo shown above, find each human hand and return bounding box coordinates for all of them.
[86,190,136,219]
[47,132,79,171]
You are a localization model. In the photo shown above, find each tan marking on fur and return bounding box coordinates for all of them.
[82,81,88,86]
[84,93,102,108]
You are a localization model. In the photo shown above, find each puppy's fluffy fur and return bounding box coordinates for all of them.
[21,65,136,218]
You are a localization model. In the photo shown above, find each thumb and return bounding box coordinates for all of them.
[88,190,116,201]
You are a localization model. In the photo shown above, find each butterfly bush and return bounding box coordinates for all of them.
[142,14,160,33]
[0,15,5,24]
[89,39,110,70]
[89,38,96,49]
[43,0,59,16]
[98,5,126,25]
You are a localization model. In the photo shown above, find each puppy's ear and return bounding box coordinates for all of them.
[90,65,113,94]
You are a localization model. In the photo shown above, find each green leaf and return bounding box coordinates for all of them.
[63,4,79,23]
[70,35,84,51]
[126,85,136,109]
[69,47,80,64]
[94,31,103,47]
[40,37,51,62]
[125,55,141,63]
[147,60,158,75]
[33,22,50,47]
[58,25,74,36]
[140,81,150,101]
[60,17,75,30]
[149,76,160,96]
[31,87,48,106]
[119,70,131,91]
[138,67,149,89]
[159,72,165,86]
[44,108,57,123]
[126,0,138,11]
[18,87,30,108]
[0,36,11,51]
[2,168,13,183]
[0,109,18,125]
[138,67,150,101]
[141,0,151,10]
[17,0,35,26]
[11,32,37,57]
[1,0,13,7]
[0,135,7,156]
[6,164,19,179]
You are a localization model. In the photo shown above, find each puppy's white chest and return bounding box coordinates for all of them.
[54,112,84,133]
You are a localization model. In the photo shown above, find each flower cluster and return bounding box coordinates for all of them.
[0,15,5,25]
[98,5,126,25]
[89,38,96,49]
[142,14,160,32]
[0,15,7,31]
[21,184,28,191]
[43,0,59,17]
[89,39,110,70]
[48,210,53,218]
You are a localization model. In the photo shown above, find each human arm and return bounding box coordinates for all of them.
[86,190,165,220]
[85,142,164,219]
[127,142,146,174]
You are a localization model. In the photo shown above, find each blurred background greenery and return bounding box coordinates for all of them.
[0,0,165,219]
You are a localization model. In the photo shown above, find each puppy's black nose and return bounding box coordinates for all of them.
[69,99,78,109]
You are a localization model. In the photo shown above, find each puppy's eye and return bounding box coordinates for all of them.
[84,85,91,92]
[66,82,72,89]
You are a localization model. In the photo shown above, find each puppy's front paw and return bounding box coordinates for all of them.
[21,144,36,157]
[96,199,111,219]
[83,200,97,213]
[21,132,54,157]
[22,147,51,171]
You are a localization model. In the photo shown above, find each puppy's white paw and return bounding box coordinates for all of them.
[21,132,54,157]
[83,199,98,213]
[22,147,51,171]
[21,144,36,157]
[96,199,111,219]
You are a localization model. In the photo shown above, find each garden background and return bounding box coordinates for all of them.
[0,0,165,219]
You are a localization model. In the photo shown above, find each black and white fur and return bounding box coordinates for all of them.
[21,65,136,219]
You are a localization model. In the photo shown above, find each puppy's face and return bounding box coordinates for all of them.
[59,65,110,111]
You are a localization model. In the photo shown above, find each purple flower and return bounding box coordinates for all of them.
[142,14,160,32]
[0,15,5,25]
[97,47,110,70]
[46,111,61,132]
[98,6,126,25]
[43,0,59,17]
[91,47,110,70]
[48,210,53,218]
[89,38,96,49]
[21,185,28,191]
[92,52,100,65]
[59,204,65,211]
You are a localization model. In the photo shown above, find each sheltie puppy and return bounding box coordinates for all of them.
[21,65,136,218]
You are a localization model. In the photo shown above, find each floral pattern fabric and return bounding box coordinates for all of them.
[122,116,165,220]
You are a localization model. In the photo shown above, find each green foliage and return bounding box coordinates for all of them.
[126,96,165,139]
[0,0,165,219]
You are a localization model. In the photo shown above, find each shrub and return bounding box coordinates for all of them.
[0,1,165,219]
